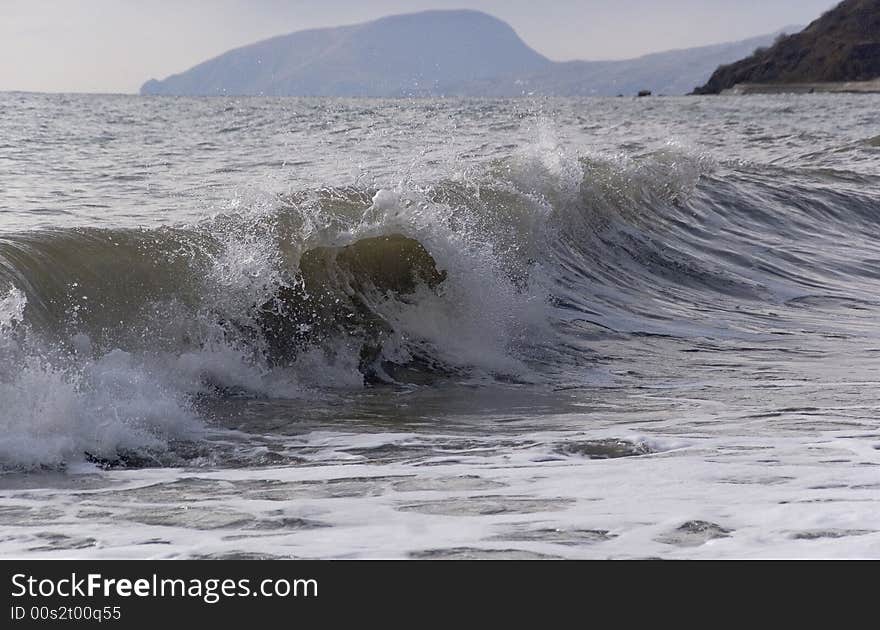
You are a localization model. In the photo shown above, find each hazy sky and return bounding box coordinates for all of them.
[1,0,839,94]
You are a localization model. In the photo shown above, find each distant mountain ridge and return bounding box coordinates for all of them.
[694,0,880,94]
[141,10,797,97]
[455,31,801,97]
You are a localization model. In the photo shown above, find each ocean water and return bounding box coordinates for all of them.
[1,92,880,559]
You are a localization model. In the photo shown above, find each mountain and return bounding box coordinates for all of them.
[140,10,795,97]
[141,10,552,97]
[694,0,880,94]
[456,31,799,97]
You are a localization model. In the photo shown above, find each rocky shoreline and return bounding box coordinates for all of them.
[693,0,880,95]
[721,79,880,95]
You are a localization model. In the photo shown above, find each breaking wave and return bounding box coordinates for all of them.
[2,135,879,469]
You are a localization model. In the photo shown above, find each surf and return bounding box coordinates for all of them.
[2,129,880,470]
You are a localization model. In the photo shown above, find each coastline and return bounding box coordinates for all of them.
[721,79,880,95]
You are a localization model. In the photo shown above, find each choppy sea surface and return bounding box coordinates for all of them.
[1,93,880,559]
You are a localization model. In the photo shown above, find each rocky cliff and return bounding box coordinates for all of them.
[694,0,880,94]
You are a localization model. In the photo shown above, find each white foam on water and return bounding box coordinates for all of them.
[2,420,879,559]
[0,342,202,469]
[0,286,26,330]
